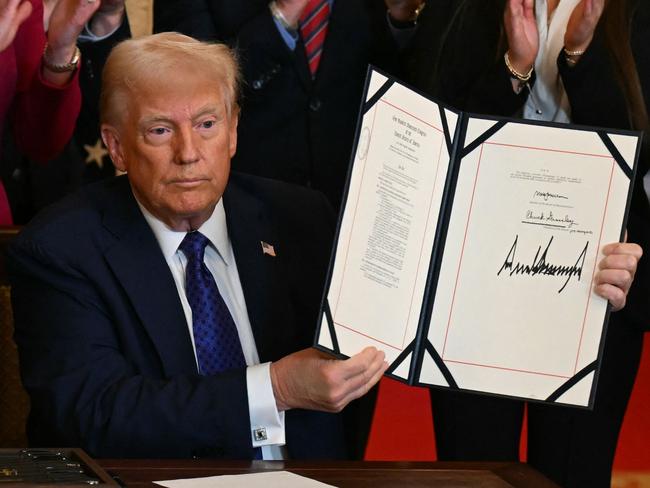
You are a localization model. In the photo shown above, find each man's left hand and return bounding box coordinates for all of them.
[594,241,642,311]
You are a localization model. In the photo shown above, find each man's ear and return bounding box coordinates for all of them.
[101,124,127,173]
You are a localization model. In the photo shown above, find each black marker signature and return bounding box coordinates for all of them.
[533,190,569,202]
[497,235,589,293]
[524,210,577,228]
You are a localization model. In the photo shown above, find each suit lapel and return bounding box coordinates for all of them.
[102,179,197,377]
[223,179,291,362]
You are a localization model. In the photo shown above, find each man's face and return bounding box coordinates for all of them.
[102,73,238,230]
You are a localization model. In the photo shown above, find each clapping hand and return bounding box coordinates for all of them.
[565,0,605,54]
[43,0,126,83]
[0,0,32,53]
[45,0,101,68]
[504,0,539,75]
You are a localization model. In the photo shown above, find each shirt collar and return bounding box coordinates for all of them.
[137,198,232,266]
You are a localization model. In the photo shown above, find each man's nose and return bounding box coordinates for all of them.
[175,126,200,164]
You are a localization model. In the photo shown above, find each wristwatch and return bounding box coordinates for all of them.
[42,43,81,73]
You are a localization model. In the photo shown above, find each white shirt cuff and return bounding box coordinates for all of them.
[246,362,285,448]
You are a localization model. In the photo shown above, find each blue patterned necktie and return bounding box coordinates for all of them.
[179,231,246,375]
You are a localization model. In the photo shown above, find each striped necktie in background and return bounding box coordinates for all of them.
[299,0,331,78]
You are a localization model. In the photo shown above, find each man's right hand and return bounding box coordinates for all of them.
[0,0,32,53]
[270,347,388,412]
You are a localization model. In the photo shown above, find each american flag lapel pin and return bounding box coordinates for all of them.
[260,241,276,257]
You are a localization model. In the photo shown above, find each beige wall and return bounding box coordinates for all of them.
[125,0,153,38]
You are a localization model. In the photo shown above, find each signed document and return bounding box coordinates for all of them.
[315,68,641,407]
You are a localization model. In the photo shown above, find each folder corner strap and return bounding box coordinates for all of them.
[439,105,454,156]
[545,360,597,403]
[385,342,415,377]
[322,299,341,355]
[423,340,459,389]
[460,119,507,159]
[362,78,395,115]
[598,131,634,180]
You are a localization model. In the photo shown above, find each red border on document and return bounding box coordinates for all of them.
[331,98,446,351]
[441,141,615,379]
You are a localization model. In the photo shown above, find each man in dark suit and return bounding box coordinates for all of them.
[154,0,425,209]
[153,3,424,454]
[8,32,387,459]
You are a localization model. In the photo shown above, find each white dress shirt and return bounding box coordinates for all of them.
[138,199,286,459]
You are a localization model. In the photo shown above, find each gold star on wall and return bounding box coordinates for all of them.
[84,139,109,169]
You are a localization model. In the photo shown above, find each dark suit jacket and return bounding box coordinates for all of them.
[154,0,400,209]
[9,173,347,459]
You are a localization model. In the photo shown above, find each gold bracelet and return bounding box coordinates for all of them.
[563,47,586,57]
[504,51,533,83]
[42,43,81,73]
[269,1,297,31]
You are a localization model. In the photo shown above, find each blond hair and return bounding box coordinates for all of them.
[100,32,240,126]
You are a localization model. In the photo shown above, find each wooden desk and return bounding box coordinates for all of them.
[99,459,560,488]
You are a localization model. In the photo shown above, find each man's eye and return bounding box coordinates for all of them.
[150,127,169,135]
[201,120,215,129]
